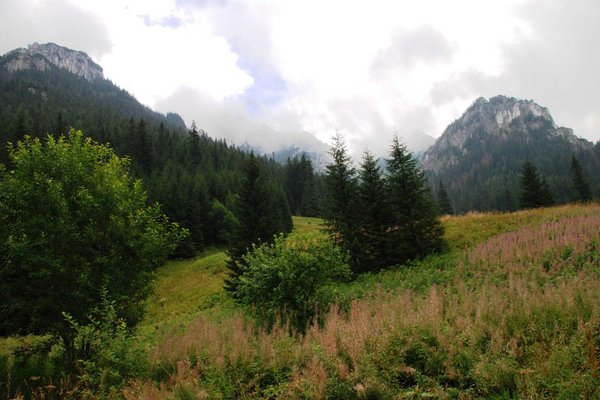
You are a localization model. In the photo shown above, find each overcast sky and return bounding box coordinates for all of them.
[1,0,599,155]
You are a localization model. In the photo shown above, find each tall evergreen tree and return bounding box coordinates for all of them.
[355,151,389,272]
[188,121,202,167]
[53,112,68,136]
[225,153,291,296]
[323,132,359,270]
[437,180,454,215]
[570,155,593,202]
[539,177,555,207]
[519,161,555,209]
[133,119,152,174]
[386,136,445,264]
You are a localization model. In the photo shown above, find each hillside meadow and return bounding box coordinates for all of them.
[2,204,600,399]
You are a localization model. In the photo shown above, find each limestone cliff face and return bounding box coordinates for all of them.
[420,95,599,212]
[421,95,589,172]
[2,43,103,82]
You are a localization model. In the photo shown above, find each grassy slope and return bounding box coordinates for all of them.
[137,216,327,340]
[124,203,600,399]
[3,206,599,399]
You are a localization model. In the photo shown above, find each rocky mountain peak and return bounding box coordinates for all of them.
[420,95,599,212]
[2,42,103,82]
[421,96,579,172]
[464,95,555,129]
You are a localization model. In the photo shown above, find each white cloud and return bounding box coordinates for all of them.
[2,0,598,157]
[0,0,112,57]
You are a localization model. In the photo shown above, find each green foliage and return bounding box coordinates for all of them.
[323,132,360,270]
[237,234,351,331]
[386,136,445,264]
[283,154,321,217]
[0,65,295,255]
[519,161,555,209]
[208,199,239,245]
[355,150,389,272]
[0,131,185,348]
[570,155,593,202]
[62,290,149,396]
[437,180,454,215]
[225,153,293,296]
[104,204,600,399]
[324,135,445,273]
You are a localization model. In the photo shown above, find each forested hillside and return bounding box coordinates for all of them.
[422,96,600,213]
[0,47,321,256]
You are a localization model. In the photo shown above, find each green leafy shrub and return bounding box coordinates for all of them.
[236,235,351,331]
[62,290,150,397]
[0,131,186,359]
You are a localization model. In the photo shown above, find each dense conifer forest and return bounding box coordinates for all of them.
[0,66,324,257]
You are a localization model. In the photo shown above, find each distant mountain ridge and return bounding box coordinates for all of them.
[2,42,103,82]
[0,42,296,256]
[0,43,187,135]
[422,95,600,212]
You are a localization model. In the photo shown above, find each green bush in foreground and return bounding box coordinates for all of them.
[0,130,186,368]
[237,235,351,331]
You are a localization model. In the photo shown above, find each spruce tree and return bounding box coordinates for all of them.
[385,136,445,264]
[437,180,454,215]
[188,121,202,167]
[323,132,359,270]
[298,154,319,216]
[134,119,152,174]
[356,151,389,272]
[283,154,319,217]
[539,177,555,207]
[225,153,291,296]
[570,156,593,202]
[519,161,554,209]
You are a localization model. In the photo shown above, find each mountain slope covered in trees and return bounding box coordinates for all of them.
[422,96,600,213]
[0,43,297,256]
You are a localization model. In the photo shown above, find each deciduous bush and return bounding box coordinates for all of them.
[0,130,186,365]
[236,235,351,331]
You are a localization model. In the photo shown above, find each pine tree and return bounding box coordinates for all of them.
[519,161,554,209]
[298,154,319,216]
[323,132,359,270]
[355,151,389,272]
[283,154,319,217]
[437,180,454,215]
[539,177,555,207]
[53,112,68,136]
[386,136,445,264]
[225,153,290,296]
[570,156,593,202]
[188,121,202,167]
[133,119,152,174]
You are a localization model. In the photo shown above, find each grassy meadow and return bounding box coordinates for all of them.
[2,204,600,399]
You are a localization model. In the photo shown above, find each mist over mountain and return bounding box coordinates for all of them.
[422,95,600,212]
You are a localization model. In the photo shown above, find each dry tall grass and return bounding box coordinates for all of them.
[124,204,600,399]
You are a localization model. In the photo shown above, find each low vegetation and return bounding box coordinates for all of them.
[7,204,593,399]
[2,202,599,398]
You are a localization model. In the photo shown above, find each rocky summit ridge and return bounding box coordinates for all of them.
[421,95,589,172]
[420,95,600,212]
[2,42,103,82]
